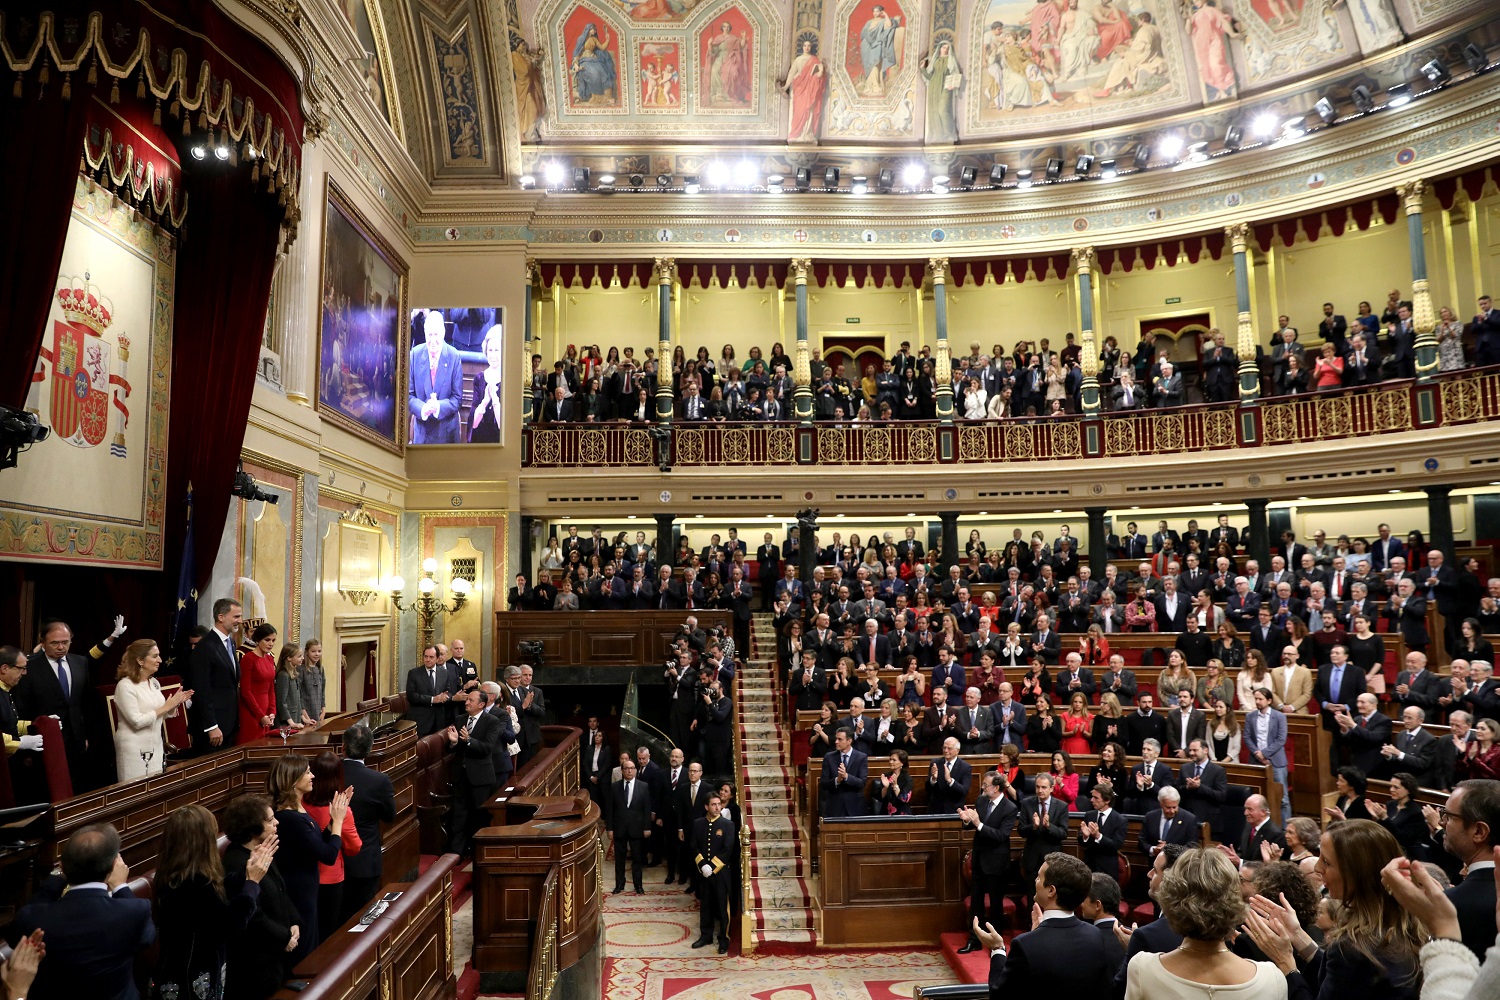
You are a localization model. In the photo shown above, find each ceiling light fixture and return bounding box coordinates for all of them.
[930,175,949,195]
[1463,43,1490,74]
[851,175,869,195]
[1075,155,1094,175]
[1251,112,1279,137]
[1015,168,1034,189]
[1045,157,1063,181]
[543,161,566,187]
[1314,97,1337,123]
[1350,85,1375,113]
[705,160,730,187]
[1098,159,1117,180]
[519,174,536,189]
[988,163,1007,187]
[734,160,759,187]
[656,172,673,187]
[766,175,784,194]
[795,167,812,190]
[1223,124,1244,150]
[1133,144,1151,170]
[573,166,590,192]
[213,144,230,161]
[190,145,206,160]
[959,165,978,187]
[628,173,643,187]
[903,162,927,186]
[1420,59,1451,85]
[1156,134,1183,159]
[1280,114,1308,138]
[1386,82,1413,107]
[823,166,841,189]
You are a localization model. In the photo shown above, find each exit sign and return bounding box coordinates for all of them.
[845,317,861,324]
[1165,297,1182,304]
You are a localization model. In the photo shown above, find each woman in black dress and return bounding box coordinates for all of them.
[267,753,350,964]
[1450,617,1494,664]
[224,794,299,1000]
[1323,766,1372,823]
[1087,741,1129,794]
[916,360,937,419]
[1026,694,1063,755]
[871,749,914,816]
[1344,615,1386,694]
[1366,772,1429,861]
[151,804,275,1000]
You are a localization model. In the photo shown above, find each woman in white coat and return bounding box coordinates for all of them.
[114,638,191,780]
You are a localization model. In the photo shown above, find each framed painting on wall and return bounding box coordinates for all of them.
[316,179,408,454]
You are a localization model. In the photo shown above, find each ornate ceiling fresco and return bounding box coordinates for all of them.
[338,0,1491,186]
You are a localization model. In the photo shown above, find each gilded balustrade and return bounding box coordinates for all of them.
[520,370,1500,468]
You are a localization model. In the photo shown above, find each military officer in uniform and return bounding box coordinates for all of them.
[691,791,739,954]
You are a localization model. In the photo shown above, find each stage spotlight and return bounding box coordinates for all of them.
[1386,83,1413,106]
[543,161,566,187]
[1252,112,1279,137]
[988,163,1007,186]
[683,176,701,194]
[1045,157,1063,181]
[959,166,978,187]
[1280,115,1307,138]
[851,175,869,195]
[656,172,673,187]
[1223,125,1243,149]
[1075,155,1094,175]
[1133,144,1151,170]
[1015,168,1034,190]
[629,174,644,188]
[767,174,784,193]
[795,168,812,190]
[1350,85,1375,113]
[1183,141,1209,162]
[705,160,730,187]
[734,160,759,186]
[930,174,949,194]
[519,174,536,189]
[1157,134,1183,158]
[823,166,841,188]
[597,174,616,193]
[903,162,927,186]
[214,145,230,161]
[573,167,590,192]
[877,168,894,192]
[190,145,206,160]
[1464,43,1490,74]
[1098,159,1117,180]
[1420,59,1451,84]
[1314,97,1337,123]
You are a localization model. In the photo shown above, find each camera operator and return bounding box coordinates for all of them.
[677,617,707,653]
[665,647,699,752]
[695,674,733,777]
[700,637,734,687]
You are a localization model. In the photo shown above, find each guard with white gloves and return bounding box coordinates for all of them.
[0,645,42,756]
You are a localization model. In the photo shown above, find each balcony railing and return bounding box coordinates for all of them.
[521,370,1500,468]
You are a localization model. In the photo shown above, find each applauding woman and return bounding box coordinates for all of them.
[871,749,913,816]
[267,753,352,962]
[114,638,191,780]
[223,793,299,1000]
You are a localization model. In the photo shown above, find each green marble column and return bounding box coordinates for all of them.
[930,257,954,424]
[792,258,814,425]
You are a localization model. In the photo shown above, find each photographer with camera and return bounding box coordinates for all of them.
[695,672,733,778]
[665,647,699,752]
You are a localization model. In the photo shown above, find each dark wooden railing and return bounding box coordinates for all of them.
[522,369,1500,467]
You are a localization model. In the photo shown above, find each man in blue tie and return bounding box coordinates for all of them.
[186,598,245,756]
[1317,645,1365,774]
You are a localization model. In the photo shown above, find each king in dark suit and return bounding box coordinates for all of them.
[185,599,245,755]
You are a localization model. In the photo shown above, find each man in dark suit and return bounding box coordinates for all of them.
[19,619,93,786]
[1235,794,1285,862]
[610,756,653,894]
[1151,522,1180,556]
[446,688,501,855]
[540,384,571,422]
[820,728,868,818]
[726,566,754,655]
[1385,580,1430,655]
[1112,521,1148,559]
[1080,782,1127,876]
[1248,606,1289,664]
[16,822,155,1000]
[185,598,244,755]
[635,746,668,864]
[1395,650,1445,723]
[955,687,995,756]
[1123,694,1169,756]
[975,851,1112,995]
[404,645,456,737]
[1210,514,1239,551]
[340,724,398,919]
[446,639,479,694]
[857,617,891,668]
[1018,772,1070,889]
[991,684,1028,748]
[1369,523,1407,572]
[516,664,547,765]
[690,791,739,954]
[1028,614,1061,665]
[1083,873,1126,973]
[700,678,734,777]
[1318,302,1348,354]
[1439,779,1500,960]
[1378,705,1438,785]
[927,737,973,813]
[1154,577,1190,632]
[1176,739,1228,831]
[1128,738,1177,814]
[957,771,1019,953]
[1139,787,1198,856]
[755,533,780,611]
[675,761,712,891]
[1166,688,1206,759]
[1053,654,1096,704]
[408,310,465,442]
[1317,647,1366,771]
[1336,693,1393,776]
[1112,846,1188,1000]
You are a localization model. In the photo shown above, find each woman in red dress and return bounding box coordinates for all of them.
[1457,718,1500,780]
[1060,691,1093,756]
[236,623,280,744]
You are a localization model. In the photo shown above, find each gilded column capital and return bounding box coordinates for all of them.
[790,257,811,283]
[1399,179,1428,215]
[1225,223,1251,254]
[653,256,676,284]
[928,257,949,285]
[526,259,541,287]
[1070,246,1096,273]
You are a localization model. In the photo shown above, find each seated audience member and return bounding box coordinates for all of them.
[1126,848,1285,1000]
[151,804,275,1000]
[16,822,155,1000]
[223,793,300,1000]
[1242,819,1422,1000]
[1140,786,1199,857]
[974,851,1113,993]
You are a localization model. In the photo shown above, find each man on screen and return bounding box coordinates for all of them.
[408,309,463,443]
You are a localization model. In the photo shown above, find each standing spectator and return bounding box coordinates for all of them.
[150,804,275,1000]
[516,665,546,765]
[340,724,396,921]
[273,643,311,731]
[188,598,243,754]
[300,640,327,728]
[18,620,92,787]
[446,688,501,855]
[689,792,738,954]
[303,751,363,941]
[404,645,456,737]
[266,753,350,962]
[235,624,279,745]
[113,638,190,781]
[15,823,154,1000]
[1436,307,1467,371]
[222,794,299,1000]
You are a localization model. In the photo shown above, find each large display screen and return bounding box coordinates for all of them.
[406,307,503,445]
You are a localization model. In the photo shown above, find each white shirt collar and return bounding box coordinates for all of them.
[1466,860,1497,873]
[1040,908,1073,922]
[65,881,111,894]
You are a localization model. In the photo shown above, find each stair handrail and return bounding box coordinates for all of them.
[734,645,752,953]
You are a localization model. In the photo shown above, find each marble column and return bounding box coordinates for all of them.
[939,511,960,572]
[1227,223,1259,404]
[267,142,320,404]
[930,258,954,423]
[1245,499,1270,569]
[1085,506,1108,579]
[1073,247,1100,416]
[522,261,537,424]
[792,258,814,424]
[1425,485,1455,563]
[1401,180,1440,381]
[654,257,675,423]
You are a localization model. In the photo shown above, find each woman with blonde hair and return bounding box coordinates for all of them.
[149,803,276,1000]
[301,639,328,728]
[1092,692,1127,751]
[1061,691,1093,756]
[1127,848,1284,999]
[1078,623,1111,666]
[114,637,192,780]
[1197,659,1235,709]
[1244,819,1422,1000]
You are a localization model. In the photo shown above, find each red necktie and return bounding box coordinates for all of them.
[870,638,877,661]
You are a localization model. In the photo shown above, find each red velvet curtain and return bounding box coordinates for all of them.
[164,169,283,589]
[0,85,91,408]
